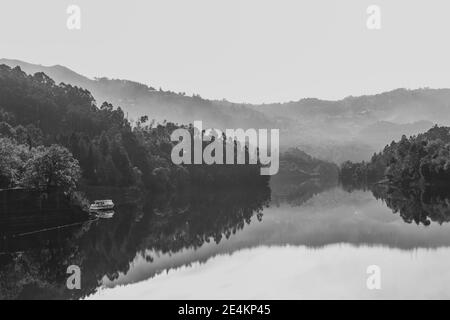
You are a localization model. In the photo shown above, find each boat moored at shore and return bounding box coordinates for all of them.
[89,200,114,212]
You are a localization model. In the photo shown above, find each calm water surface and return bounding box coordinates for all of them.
[2,183,450,299]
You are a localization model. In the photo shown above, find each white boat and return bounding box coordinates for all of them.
[89,200,115,212]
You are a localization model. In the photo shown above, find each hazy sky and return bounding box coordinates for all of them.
[1,0,449,103]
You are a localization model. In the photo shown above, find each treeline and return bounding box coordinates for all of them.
[0,65,268,192]
[340,126,450,186]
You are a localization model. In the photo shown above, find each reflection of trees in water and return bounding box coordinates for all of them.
[371,185,450,226]
[341,179,450,226]
[0,186,270,299]
[0,215,102,299]
[143,187,270,255]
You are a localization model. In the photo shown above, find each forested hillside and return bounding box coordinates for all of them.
[0,65,268,192]
[4,59,449,163]
[340,126,450,186]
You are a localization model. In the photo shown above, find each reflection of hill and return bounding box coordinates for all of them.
[270,148,339,206]
[0,186,270,299]
[270,179,337,207]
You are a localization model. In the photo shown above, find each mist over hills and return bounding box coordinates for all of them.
[0,59,273,131]
[1,58,446,163]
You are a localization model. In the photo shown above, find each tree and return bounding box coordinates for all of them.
[22,145,81,192]
[0,138,32,188]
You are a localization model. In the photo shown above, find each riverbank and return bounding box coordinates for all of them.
[0,188,89,237]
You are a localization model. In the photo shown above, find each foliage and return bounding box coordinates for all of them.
[0,138,81,192]
[340,126,450,186]
[21,145,81,192]
[0,138,32,188]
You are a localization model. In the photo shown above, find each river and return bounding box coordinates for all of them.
[1,183,450,299]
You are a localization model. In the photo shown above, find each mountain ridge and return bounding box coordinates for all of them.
[3,58,450,111]
[1,58,447,163]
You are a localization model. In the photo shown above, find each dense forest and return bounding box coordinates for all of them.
[0,65,268,193]
[340,126,450,187]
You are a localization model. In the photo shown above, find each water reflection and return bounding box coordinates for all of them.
[93,184,450,299]
[371,185,450,226]
[90,210,115,219]
[91,245,450,300]
[0,186,270,299]
[2,179,450,299]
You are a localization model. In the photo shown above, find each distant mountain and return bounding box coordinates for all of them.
[358,120,434,150]
[0,59,90,86]
[252,88,450,125]
[249,89,450,162]
[2,58,447,163]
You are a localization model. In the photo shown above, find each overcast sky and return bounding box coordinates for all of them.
[1,0,449,104]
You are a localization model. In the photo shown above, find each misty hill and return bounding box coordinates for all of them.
[0,59,274,131]
[2,59,447,163]
[253,89,450,124]
[249,89,449,161]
